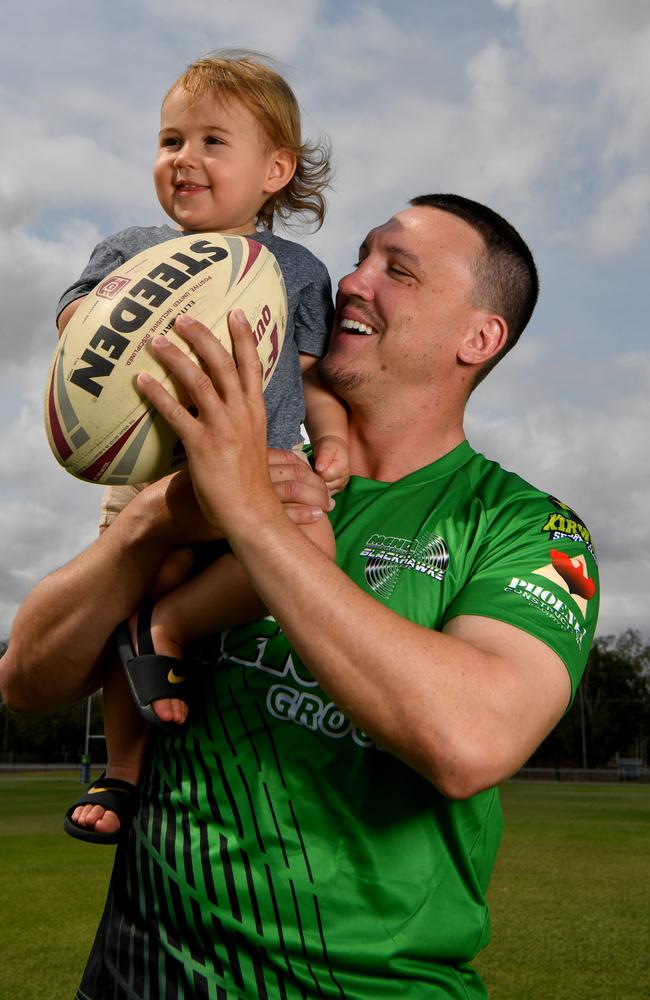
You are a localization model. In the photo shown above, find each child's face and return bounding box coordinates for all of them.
[154,87,288,235]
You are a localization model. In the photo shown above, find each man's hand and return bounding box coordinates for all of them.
[132,451,331,550]
[137,311,328,539]
[267,448,334,522]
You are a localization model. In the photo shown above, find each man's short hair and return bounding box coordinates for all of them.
[409,194,539,384]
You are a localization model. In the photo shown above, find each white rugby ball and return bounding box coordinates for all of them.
[45,233,287,485]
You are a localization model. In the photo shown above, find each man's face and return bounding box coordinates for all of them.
[320,206,485,402]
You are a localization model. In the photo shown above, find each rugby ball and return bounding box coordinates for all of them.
[45,233,287,485]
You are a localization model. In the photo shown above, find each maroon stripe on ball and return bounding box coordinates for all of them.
[47,370,73,460]
[238,239,263,282]
[79,412,149,482]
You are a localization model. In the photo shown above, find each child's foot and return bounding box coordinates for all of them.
[131,610,189,726]
[116,601,192,735]
[150,694,189,725]
[71,799,122,837]
[64,769,139,843]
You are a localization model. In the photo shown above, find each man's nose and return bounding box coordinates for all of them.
[338,260,374,301]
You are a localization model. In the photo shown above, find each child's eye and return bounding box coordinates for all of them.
[160,137,180,148]
[205,135,224,146]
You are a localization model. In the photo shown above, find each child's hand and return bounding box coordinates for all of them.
[312,435,350,495]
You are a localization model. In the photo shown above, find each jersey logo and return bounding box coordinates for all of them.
[360,531,449,599]
[504,549,597,648]
[532,550,597,617]
[541,496,597,559]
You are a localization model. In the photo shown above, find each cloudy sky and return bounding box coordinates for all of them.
[1,0,648,640]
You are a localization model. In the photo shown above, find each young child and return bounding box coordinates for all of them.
[60,50,348,843]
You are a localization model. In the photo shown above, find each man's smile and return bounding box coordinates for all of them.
[340,318,375,336]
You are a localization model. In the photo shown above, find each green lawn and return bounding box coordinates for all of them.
[0,776,648,999]
[476,781,650,1000]
[0,774,114,1000]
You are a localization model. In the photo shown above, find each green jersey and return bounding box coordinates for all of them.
[78,442,599,999]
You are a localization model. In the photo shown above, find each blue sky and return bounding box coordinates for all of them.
[1,0,649,638]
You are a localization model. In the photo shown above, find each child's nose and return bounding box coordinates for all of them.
[174,141,197,168]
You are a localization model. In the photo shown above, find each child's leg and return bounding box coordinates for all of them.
[146,517,336,723]
[70,544,197,836]
[70,658,149,836]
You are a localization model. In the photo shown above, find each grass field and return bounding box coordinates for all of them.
[0,776,648,999]
[476,782,650,1000]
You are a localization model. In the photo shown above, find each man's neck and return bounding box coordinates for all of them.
[347,406,466,482]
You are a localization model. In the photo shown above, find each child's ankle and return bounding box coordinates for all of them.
[105,762,143,786]
[149,617,185,661]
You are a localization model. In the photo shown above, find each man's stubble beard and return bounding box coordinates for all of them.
[318,356,372,396]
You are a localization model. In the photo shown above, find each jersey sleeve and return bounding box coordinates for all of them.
[293,258,334,359]
[56,235,126,322]
[442,492,600,702]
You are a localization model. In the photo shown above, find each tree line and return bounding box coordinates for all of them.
[529,629,650,768]
[1,630,649,768]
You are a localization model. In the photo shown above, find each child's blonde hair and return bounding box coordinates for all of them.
[167,49,332,232]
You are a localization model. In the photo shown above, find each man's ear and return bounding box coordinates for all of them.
[264,148,297,194]
[458,315,508,366]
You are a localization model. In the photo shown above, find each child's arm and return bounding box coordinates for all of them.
[57,296,87,336]
[301,354,350,495]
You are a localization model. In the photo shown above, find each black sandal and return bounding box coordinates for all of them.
[114,600,192,736]
[63,773,138,844]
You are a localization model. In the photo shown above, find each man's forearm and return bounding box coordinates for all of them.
[228,506,496,786]
[0,500,172,713]
[0,444,329,716]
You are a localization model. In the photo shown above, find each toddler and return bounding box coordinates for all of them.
[60,50,347,843]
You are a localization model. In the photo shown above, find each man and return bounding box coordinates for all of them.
[1,195,599,998]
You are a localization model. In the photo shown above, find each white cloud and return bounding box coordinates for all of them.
[0,221,103,363]
[467,349,650,636]
[492,0,650,256]
[1,0,648,643]
[0,399,100,636]
[584,173,650,256]
[140,0,324,58]
[0,90,158,228]
[496,0,650,84]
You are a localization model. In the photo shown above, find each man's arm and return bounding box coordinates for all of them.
[135,313,572,799]
[0,476,186,713]
[0,459,330,715]
[213,509,569,799]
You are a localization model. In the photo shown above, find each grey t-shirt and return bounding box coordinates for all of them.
[57,225,334,449]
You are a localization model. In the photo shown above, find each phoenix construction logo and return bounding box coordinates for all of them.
[360,531,449,599]
[505,548,597,647]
